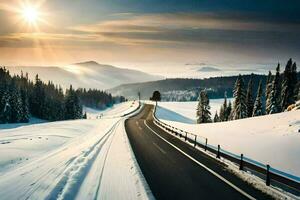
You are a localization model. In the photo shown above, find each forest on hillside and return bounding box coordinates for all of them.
[0,68,126,124]
[109,71,300,101]
[196,59,300,124]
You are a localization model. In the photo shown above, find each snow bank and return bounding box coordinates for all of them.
[156,104,300,178]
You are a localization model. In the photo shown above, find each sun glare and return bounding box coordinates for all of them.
[22,6,39,24]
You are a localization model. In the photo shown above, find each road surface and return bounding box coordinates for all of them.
[125,104,272,200]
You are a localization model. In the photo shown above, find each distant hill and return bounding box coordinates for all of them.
[109,73,300,101]
[7,61,163,90]
[197,66,221,72]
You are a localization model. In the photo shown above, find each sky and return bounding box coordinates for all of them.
[0,0,299,77]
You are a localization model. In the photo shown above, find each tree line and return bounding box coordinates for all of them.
[197,59,299,123]
[0,67,125,124]
[76,88,126,110]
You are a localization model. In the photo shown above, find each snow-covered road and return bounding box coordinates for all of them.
[0,101,153,200]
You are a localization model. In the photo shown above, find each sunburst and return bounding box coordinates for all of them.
[21,5,40,24]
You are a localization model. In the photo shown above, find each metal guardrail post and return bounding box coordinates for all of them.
[185,133,187,141]
[239,154,244,170]
[205,138,207,151]
[194,135,197,147]
[217,145,220,158]
[266,164,271,186]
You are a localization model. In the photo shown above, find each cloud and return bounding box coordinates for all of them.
[66,12,300,49]
[1,11,300,66]
[71,12,300,33]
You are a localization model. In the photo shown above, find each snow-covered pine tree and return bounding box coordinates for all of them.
[226,101,232,120]
[245,75,254,117]
[64,85,75,120]
[265,70,273,113]
[196,90,211,123]
[252,80,264,117]
[232,75,247,120]
[0,68,9,120]
[0,91,11,123]
[219,92,227,121]
[281,59,296,111]
[213,111,220,123]
[291,62,298,101]
[266,64,281,114]
[64,85,83,120]
[20,87,29,123]
[31,75,46,118]
[8,79,23,123]
[219,106,225,122]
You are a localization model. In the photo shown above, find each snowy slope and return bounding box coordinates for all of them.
[0,117,47,130]
[0,101,153,200]
[156,98,233,123]
[156,103,300,179]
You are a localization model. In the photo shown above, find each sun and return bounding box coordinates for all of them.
[22,6,40,24]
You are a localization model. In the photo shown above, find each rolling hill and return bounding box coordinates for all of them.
[109,73,300,101]
[7,61,163,90]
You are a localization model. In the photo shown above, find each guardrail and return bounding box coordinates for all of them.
[152,105,300,196]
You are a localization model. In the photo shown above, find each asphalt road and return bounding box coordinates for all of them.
[125,104,273,200]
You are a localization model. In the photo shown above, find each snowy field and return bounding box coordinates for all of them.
[155,101,300,179]
[156,98,233,124]
[83,101,140,119]
[0,101,153,200]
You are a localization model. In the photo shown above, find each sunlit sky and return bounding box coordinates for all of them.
[0,0,299,77]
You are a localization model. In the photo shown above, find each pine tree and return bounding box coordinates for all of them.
[0,68,9,119]
[8,79,23,123]
[31,75,45,118]
[291,62,298,101]
[213,111,220,123]
[83,112,87,119]
[266,64,281,114]
[219,92,228,121]
[232,75,247,120]
[281,59,296,111]
[265,70,273,113]
[245,75,254,117]
[226,101,232,120]
[0,91,11,123]
[64,85,83,120]
[196,90,211,123]
[253,80,264,117]
[20,87,29,122]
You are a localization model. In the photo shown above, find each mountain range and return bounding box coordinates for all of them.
[6,61,163,90]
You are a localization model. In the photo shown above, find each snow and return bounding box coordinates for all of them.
[0,117,47,130]
[0,101,153,200]
[155,102,300,179]
[156,98,233,123]
[84,101,140,119]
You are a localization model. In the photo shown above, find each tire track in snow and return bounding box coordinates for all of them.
[45,120,121,200]
[92,121,120,200]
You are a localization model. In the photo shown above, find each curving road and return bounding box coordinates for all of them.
[125,104,273,200]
